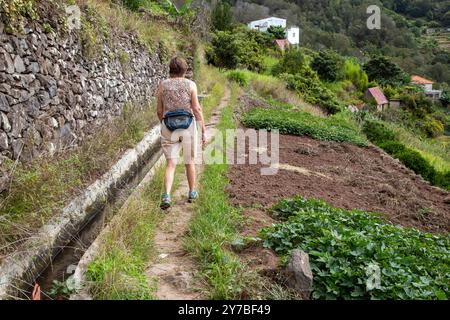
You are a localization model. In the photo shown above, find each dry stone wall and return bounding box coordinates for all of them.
[0,19,167,164]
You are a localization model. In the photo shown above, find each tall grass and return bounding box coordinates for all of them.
[86,165,182,300]
[388,123,450,173]
[0,104,157,258]
[83,0,185,54]
[228,69,324,117]
[184,87,247,299]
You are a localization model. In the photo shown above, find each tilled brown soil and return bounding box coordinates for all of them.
[228,134,450,234]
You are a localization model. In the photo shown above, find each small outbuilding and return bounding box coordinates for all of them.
[274,39,290,51]
[365,87,389,111]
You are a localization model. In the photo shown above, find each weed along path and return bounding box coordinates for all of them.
[145,85,231,300]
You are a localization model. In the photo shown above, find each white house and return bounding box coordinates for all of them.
[248,17,286,32]
[248,17,299,45]
[286,26,299,45]
[411,75,442,100]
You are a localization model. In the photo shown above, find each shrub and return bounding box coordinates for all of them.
[262,197,450,300]
[421,117,445,138]
[435,171,450,190]
[266,25,285,39]
[363,120,444,187]
[0,0,39,32]
[395,148,437,183]
[227,70,249,86]
[343,59,369,92]
[377,140,407,155]
[241,108,368,146]
[362,120,397,144]
[283,73,344,114]
[272,49,307,76]
[311,50,344,82]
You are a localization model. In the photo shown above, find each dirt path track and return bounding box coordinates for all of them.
[145,86,231,300]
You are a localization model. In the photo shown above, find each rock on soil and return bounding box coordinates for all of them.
[285,249,313,300]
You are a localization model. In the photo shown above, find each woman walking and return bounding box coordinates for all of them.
[157,57,206,210]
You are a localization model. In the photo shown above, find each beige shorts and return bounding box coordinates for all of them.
[161,119,199,164]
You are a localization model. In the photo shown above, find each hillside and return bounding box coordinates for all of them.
[232,0,450,86]
[0,0,449,303]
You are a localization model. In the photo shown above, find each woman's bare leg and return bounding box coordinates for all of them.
[164,159,177,194]
[185,163,196,192]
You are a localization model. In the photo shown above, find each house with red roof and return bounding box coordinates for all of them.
[411,75,442,100]
[365,87,389,111]
[274,39,290,51]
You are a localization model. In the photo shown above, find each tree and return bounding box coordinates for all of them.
[266,25,285,39]
[206,31,240,69]
[206,30,265,71]
[311,50,343,82]
[272,49,307,75]
[363,56,410,86]
[211,1,233,31]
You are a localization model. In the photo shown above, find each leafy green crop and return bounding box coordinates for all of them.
[241,108,368,146]
[262,197,450,300]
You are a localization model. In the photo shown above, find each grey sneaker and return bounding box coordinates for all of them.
[188,190,199,203]
[160,193,171,210]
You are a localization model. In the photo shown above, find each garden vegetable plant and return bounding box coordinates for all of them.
[241,108,368,146]
[262,197,450,300]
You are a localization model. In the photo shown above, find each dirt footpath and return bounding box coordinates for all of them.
[145,86,231,300]
[228,134,450,234]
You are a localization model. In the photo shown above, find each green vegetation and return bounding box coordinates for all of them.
[206,28,268,72]
[242,108,368,147]
[391,124,450,173]
[186,85,296,300]
[0,0,38,32]
[87,166,169,300]
[311,50,344,82]
[185,85,248,299]
[195,62,227,121]
[227,70,249,87]
[232,0,450,85]
[272,49,308,76]
[266,25,285,39]
[283,72,344,114]
[363,56,410,86]
[84,0,192,56]
[211,0,233,31]
[0,104,157,257]
[234,69,323,116]
[262,197,450,300]
[362,120,450,190]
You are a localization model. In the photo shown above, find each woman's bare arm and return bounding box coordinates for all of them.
[156,83,164,122]
[191,82,206,145]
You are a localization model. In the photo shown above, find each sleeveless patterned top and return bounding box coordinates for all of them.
[161,78,193,114]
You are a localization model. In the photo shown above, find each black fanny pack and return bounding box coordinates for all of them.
[163,109,194,131]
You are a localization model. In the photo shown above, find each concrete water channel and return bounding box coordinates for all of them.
[0,126,163,300]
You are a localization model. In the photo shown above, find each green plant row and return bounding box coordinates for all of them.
[241,107,368,146]
[262,197,450,300]
[363,120,450,190]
